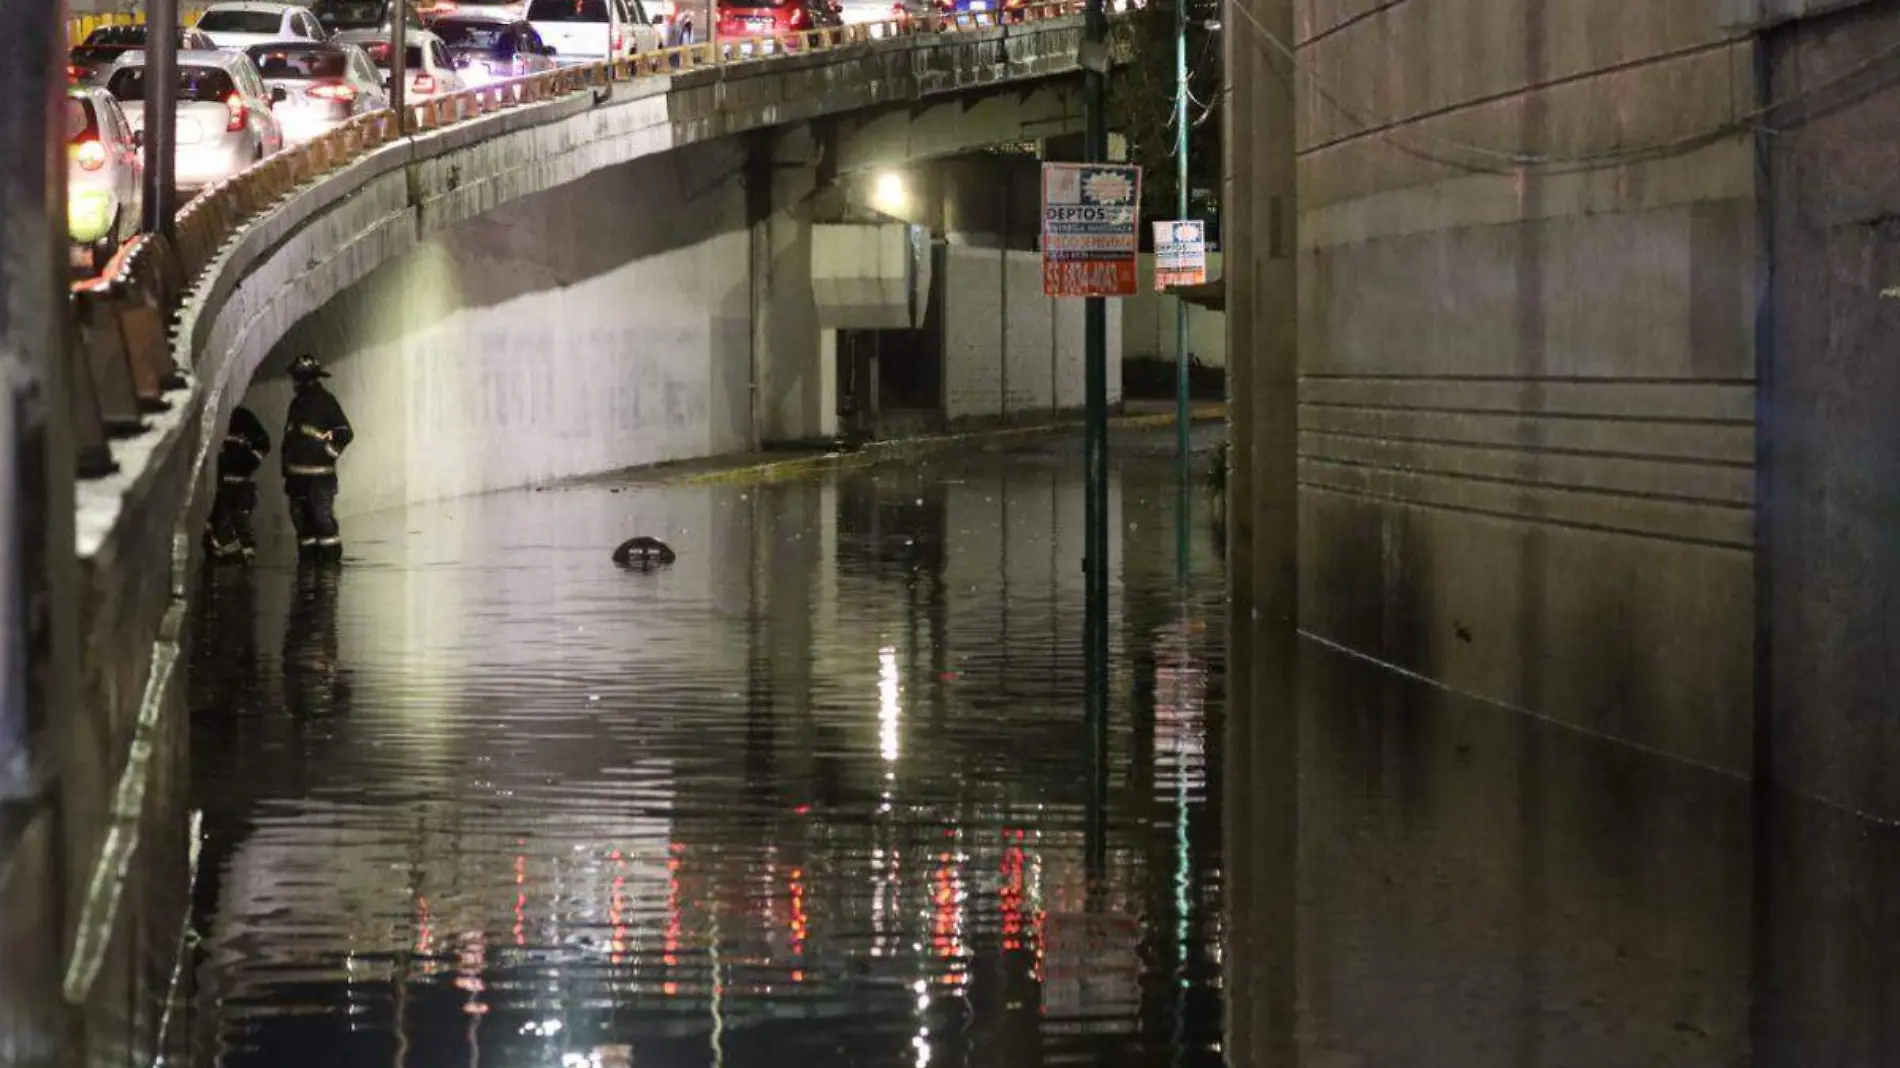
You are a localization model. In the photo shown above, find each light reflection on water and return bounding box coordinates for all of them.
[184,435,1227,1068]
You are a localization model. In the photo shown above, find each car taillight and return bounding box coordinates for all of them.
[308,82,357,101]
[226,93,247,132]
[611,28,623,51]
[413,73,436,93]
[75,138,108,171]
[365,41,391,61]
[67,64,86,81]
[787,5,808,26]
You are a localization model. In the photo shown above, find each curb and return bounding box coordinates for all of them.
[667,403,1229,486]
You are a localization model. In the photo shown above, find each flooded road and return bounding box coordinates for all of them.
[183,428,1229,1068]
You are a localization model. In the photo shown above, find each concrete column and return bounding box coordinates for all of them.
[0,0,79,1054]
[751,126,835,445]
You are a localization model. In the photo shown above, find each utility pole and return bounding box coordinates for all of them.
[390,0,407,134]
[1081,0,1110,882]
[142,0,179,234]
[1171,0,1190,587]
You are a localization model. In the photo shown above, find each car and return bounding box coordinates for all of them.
[360,31,468,100]
[422,0,529,21]
[525,0,661,64]
[196,1,330,48]
[309,0,429,47]
[715,0,840,43]
[66,86,143,272]
[106,50,286,195]
[68,24,218,87]
[246,41,389,145]
[428,15,559,84]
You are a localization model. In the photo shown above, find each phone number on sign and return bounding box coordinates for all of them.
[1042,258,1137,297]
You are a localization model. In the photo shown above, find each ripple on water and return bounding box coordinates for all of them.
[186,444,1227,1068]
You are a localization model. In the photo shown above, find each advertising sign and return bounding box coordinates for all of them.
[1041,162,1142,298]
[1153,219,1207,290]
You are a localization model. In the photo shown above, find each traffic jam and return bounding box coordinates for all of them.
[61,0,1011,271]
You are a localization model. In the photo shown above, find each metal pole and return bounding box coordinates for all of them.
[1082,0,1109,880]
[141,0,179,234]
[1172,0,1191,588]
[389,0,407,134]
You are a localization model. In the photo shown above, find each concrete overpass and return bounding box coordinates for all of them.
[7,12,1119,1063]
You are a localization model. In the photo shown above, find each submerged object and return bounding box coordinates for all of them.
[612,536,676,568]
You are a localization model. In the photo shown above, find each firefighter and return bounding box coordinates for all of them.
[281,354,354,563]
[203,405,271,562]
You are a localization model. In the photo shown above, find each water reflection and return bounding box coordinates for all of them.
[184,435,1228,1067]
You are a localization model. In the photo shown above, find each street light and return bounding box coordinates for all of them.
[872,171,907,214]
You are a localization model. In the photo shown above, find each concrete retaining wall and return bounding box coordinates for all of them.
[1230,0,1759,773]
[941,246,1122,421]
[242,140,753,527]
[1121,252,1226,369]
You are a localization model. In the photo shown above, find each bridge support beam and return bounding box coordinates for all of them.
[751,125,837,447]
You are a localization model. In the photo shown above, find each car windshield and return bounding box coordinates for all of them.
[248,45,349,78]
[526,0,610,21]
[311,0,385,30]
[65,98,96,143]
[107,64,240,103]
[432,21,513,51]
[198,9,285,33]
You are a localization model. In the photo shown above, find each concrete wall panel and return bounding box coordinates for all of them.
[243,141,752,524]
[1230,0,1761,772]
[942,246,1121,421]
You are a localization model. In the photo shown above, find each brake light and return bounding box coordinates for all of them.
[307,82,357,101]
[787,4,808,27]
[75,138,108,171]
[412,73,436,93]
[364,41,391,61]
[67,64,86,81]
[225,93,247,132]
[611,27,623,51]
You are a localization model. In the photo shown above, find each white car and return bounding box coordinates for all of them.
[526,0,661,63]
[247,41,390,145]
[66,85,143,272]
[108,50,286,195]
[362,30,466,100]
[196,1,330,48]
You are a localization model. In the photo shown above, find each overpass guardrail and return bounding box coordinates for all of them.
[62,2,1086,487]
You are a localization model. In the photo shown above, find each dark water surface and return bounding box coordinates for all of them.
[184,430,1228,1068]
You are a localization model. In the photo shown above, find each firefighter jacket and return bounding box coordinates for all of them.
[217,406,272,482]
[282,384,354,480]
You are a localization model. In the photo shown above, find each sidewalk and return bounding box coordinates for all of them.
[561,402,1229,489]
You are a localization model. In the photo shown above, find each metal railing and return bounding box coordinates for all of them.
[64,2,1085,481]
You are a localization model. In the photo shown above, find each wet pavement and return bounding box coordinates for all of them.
[182,427,1229,1068]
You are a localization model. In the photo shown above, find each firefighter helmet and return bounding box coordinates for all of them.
[289,354,331,381]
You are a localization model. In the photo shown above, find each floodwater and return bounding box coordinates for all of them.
[182,428,1229,1068]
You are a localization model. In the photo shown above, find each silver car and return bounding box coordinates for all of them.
[108,50,287,195]
[430,15,559,85]
[66,86,144,272]
[309,0,429,47]
[247,41,390,145]
[362,31,467,101]
[196,1,331,49]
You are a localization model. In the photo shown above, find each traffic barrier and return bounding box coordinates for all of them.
[64,1,1088,479]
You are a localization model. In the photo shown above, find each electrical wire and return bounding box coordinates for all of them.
[1223,0,1900,176]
